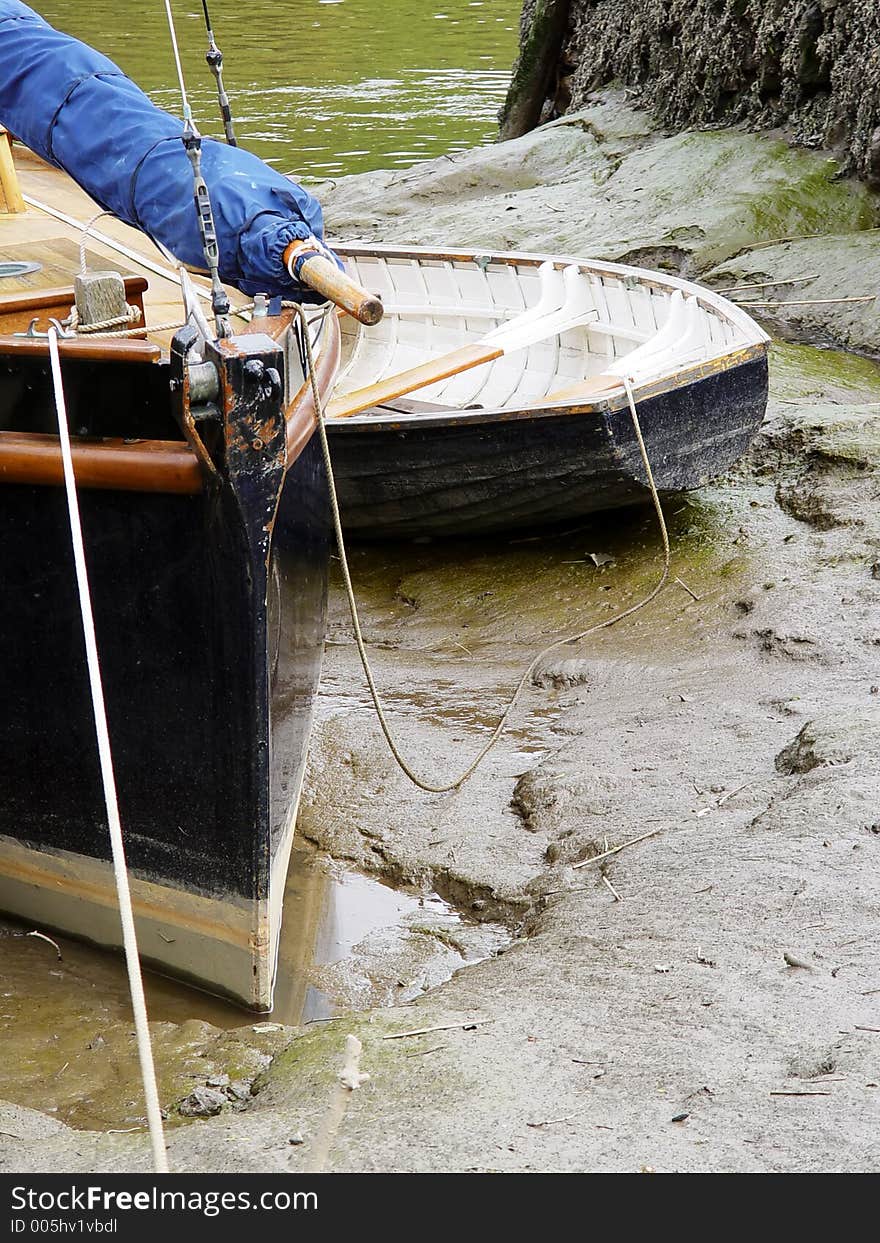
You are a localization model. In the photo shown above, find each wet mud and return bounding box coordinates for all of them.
[3,94,880,1173]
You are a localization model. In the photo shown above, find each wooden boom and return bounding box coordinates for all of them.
[284,240,383,326]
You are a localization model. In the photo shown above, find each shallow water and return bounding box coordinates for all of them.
[38,1,519,178]
[0,844,503,1127]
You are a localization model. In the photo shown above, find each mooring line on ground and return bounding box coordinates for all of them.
[298,306,672,793]
[47,327,169,1174]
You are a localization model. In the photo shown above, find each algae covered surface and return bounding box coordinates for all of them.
[3,96,880,1174]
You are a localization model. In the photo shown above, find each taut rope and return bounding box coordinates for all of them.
[47,328,169,1174]
[295,306,672,794]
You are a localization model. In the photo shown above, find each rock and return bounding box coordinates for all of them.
[177,1086,228,1119]
[511,764,614,833]
[205,1073,230,1089]
[225,1080,252,1102]
[745,396,880,534]
[319,92,873,277]
[531,659,593,689]
[865,126,880,190]
[288,1132,305,1146]
[775,709,880,774]
[535,1,880,185]
[499,0,572,140]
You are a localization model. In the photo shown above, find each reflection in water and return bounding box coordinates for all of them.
[271,846,444,1025]
[0,845,498,1127]
[38,1,519,178]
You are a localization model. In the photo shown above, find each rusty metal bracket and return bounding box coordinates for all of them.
[169,324,220,483]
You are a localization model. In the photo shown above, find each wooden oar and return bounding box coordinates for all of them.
[283,239,384,326]
[327,342,507,419]
[327,265,599,420]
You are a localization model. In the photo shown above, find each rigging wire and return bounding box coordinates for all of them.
[200,0,237,146]
[162,0,231,339]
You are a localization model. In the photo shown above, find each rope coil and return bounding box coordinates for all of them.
[67,302,143,334]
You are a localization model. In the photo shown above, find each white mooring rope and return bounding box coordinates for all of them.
[47,329,169,1174]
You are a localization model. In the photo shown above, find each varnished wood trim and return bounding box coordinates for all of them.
[0,432,202,494]
[0,278,148,339]
[0,333,160,363]
[0,312,340,493]
[286,306,341,461]
[0,275,148,315]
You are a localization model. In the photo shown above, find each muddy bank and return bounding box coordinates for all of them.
[7,333,880,1172]
[4,106,880,1172]
[502,1,880,187]
[317,92,878,358]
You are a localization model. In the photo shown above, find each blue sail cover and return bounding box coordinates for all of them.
[0,2,338,299]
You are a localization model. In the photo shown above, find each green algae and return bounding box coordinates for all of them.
[769,340,880,403]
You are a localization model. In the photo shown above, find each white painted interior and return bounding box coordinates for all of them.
[333,248,768,416]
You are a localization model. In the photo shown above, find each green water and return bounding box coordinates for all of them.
[39,1,519,178]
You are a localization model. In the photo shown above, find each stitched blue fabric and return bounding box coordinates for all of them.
[0,2,338,298]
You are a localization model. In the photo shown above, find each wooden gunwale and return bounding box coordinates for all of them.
[0,275,146,313]
[285,308,341,463]
[331,340,769,432]
[0,309,341,493]
[0,334,160,363]
[334,242,772,345]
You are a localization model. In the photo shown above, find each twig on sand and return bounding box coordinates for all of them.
[737,230,879,253]
[601,874,622,902]
[405,1045,446,1058]
[716,275,818,294]
[716,781,762,806]
[26,930,62,960]
[572,827,663,871]
[770,1089,831,1097]
[383,1020,493,1041]
[785,890,803,919]
[732,295,875,308]
[0,1131,22,1140]
[854,1026,880,1034]
[527,1110,586,1128]
[674,576,700,601]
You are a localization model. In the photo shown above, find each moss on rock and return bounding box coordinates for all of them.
[503,1,880,184]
